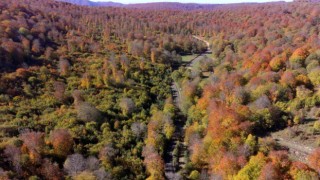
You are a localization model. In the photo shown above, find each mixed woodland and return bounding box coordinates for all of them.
[0,0,319,179]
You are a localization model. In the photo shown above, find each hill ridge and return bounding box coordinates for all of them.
[56,0,222,10]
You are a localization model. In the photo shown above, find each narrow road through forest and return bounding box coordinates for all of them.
[164,36,211,180]
[272,136,315,164]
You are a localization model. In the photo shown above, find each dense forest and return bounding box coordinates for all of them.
[58,0,222,10]
[0,0,319,179]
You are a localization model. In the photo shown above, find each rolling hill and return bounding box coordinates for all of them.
[57,0,221,10]
[56,0,290,11]
[57,0,124,7]
[126,2,221,10]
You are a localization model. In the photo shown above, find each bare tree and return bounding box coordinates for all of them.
[4,145,22,173]
[250,95,271,110]
[99,144,117,165]
[64,153,86,176]
[53,81,66,102]
[131,122,146,138]
[58,58,70,76]
[40,159,63,180]
[93,168,112,180]
[119,97,135,116]
[31,39,41,54]
[72,90,84,106]
[76,102,102,122]
[19,131,45,155]
[86,156,99,171]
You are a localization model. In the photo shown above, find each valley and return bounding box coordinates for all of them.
[165,36,211,180]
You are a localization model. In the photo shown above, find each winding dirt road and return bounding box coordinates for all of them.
[272,136,315,164]
[164,36,210,180]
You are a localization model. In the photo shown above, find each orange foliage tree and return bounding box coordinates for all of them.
[49,129,74,158]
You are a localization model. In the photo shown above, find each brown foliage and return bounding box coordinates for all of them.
[308,148,320,173]
[40,159,63,180]
[258,162,280,180]
[53,81,66,102]
[19,131,45,163]
[4,145,22,173]
[58,58,70,76]
[142,146,165,179]
[49,129,73,157]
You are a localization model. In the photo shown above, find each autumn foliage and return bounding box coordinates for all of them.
[0,0,320,179]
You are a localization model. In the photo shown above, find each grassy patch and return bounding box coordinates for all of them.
[271,119,320,148]
[182,54,198,62]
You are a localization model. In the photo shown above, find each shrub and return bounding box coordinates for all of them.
[313,121,320,132]
[289,162,318,180]
[245,134,257,154]
[293,115,303,125]
[73,171,96,180]
[306,60,319,73]
[308,148,320,173]
[316,138,320,147]
[296,86,312,100]
[188,170,200,180]
[234,153,266,180]
[308,68,320,86]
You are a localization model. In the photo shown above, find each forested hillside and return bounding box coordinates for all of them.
[57,0,222,10]
[175,2,320,179]
[0,0,319,179]
[0,0,205,179]
[57,0,124,7]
